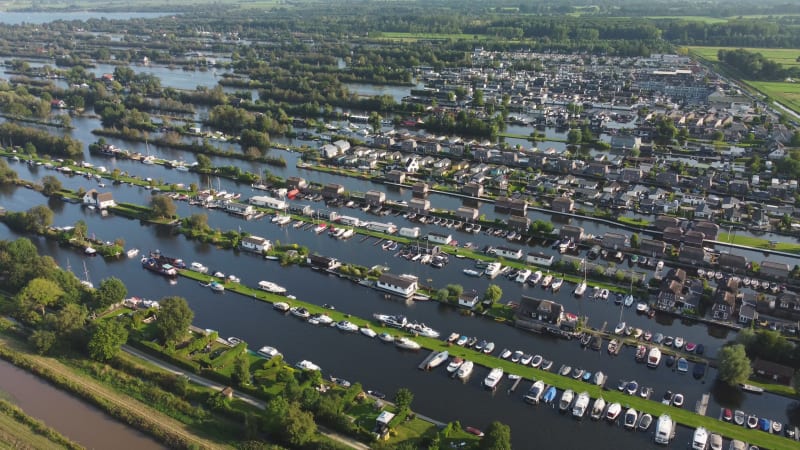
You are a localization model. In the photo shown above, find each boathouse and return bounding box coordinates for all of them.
[760,260,790,279]
[458,290,480,309]
[375,273,417,298]
[456,206,479,221]
[752,359,794,385]
[559,225,584,242]
[286,176,308,190]
[322,183,345,199]
[249,195,287,210]
[462,182,484,197]
[224,201,255,217]
[526,252,554,267]
[493,246,523,260]
[428,232,452,245]
[408,198,430,213]
[508,215,530,232]
[412,182,429,198]
[515,296,564,329]
[307,254,340,271]
[551,196,574,213]
[365,190,386,206]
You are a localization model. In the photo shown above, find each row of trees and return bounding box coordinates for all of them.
[718,48,800,81]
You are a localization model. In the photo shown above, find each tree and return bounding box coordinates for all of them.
[94,277,127,309]
[479,421,511,450]
[26,205,54,233]
[232,354,251,386]
[195,153,212,171]
[88,318,129,361]
[150,194,176,219]
[29,329,57,354]
[156,296,194,346]
[483,284,503,305]
[567,129,582,144]
[394,387,414,412]
[41,175,62,196]
[15,277,63,323]
[717,344,752,387]
[280,402,316,447]
[630,233,640,249]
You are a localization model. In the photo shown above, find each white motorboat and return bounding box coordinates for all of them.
[500,349,512,359]
[638,413,653,431]
[373,314,408,328]
[541,274,553,288]
[335,320,359,332]
[463,269,481,277]
[290,307,310,319]
[572,392,590,419]
[360,327,377,338]
[208,281,225,292]
[484,262,502,278]
[614,322,626,335]
[273,302,290,312]
[258,280,287,294]
[623,408,638,429]
[550,278,564,291]
[310,313,333,325]
[674,336,685,349]
[692,427,709,450]
[446,357,464,374]
[190,261,208,273]
[378,332,394,343]
[590,397,606,420]
[314,224,328,234]
[483,368,504,389]
[529,271,543,285]
[405,322,440,338]
[257,346,282,360]
[593,371,606,387]
[530,354,543,368]
[524,380,545,404]
[606,402,622,421]
[636,302,649,313]
[483,342,495,354]
[654,414,673,445]
[126,248,140,258]
[295,360,321,371]
[515,269,532,283]
[647,347,662,368]
[425,350,449,370]
[599,289,609,300]
[624,294,635,307]
[456,360,473,380]
[708,433,722,450]
[559,389,574,412]
[574,281,587,296]
[395,337,421,350]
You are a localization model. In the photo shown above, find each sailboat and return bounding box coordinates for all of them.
[574,258,587,296]
[141,140,155,165]
[80,261,94,289]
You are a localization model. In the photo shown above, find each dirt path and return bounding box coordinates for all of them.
[0,335,227,450]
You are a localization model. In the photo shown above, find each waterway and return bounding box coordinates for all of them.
[0,11,174,25]
[0,179,796,448]
[0,358,163,449]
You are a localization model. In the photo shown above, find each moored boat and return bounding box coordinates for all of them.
[606,402,621,421]
[624,408,638,429]
[395,337,421,350]
[746,414,758,429]
[483,368,504,389]
[559,389,574,412]
[524,380,545,404]
[273,302,290,312]
[257,346,281,360]
[647,347,662,368]
[654,414,673,445]
[739,383,764,394]
[672,393,684,408]
[483,342,495,354]
[572,392,590,419]
[295,360,321,371]
[258,280,287,294]
[335,320,359,332]
[638,413,653,431]
[590,397,605,420]
[190,261,208,273]
[542,386,557,404]
[733,410,745,426]
[141,257,178,277]
[692,427,709,450]
[290,307,310,319]
[360,327,377,338]
[446,357,464,374]
[378,332,394,343]
[614,322,626,335]
[456,360,473,380]
[530,354,543,368]
[425,350,449,370]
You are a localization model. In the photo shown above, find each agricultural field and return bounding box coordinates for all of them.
[689,46,800,68]
[747,81,800,115]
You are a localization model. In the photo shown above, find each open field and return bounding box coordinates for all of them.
[747,81,800,114]
[375,32,489,42]
[645,16,730,24]
[689,46,800,68]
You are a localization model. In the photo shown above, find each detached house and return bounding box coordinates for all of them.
[83,190,116,209]
[241,235,271,253]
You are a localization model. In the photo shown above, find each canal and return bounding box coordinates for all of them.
[0,358,163,449]
[0,181,796,448]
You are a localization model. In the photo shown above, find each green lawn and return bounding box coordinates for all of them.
[617,216,651,228]
[747,80,800,114]
[718,232,800,254]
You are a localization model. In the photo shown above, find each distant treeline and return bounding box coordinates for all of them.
[718,48,800,80]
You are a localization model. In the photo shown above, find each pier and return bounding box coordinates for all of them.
[507,376,523,395]
[695,393,710,416]
[418,350,439,371]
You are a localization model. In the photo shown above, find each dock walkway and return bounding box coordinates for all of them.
[695,393,709,416]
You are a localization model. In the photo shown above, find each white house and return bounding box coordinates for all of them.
[405,157,420,173]
[526,251,554,267]
[399,227,421,238]
[82,190,116,209]
[493,246,523,260]
[428,232,452,245]
[249,195,287,210]
[241,235,271,253]
[376,273,417,298]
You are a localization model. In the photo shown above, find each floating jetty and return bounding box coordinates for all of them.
[418,350,438,370]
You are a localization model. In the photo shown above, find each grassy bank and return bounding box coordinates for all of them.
[0,398,83,450]
[718,232,800,254]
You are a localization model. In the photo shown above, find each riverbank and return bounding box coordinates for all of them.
[0,398,83,450]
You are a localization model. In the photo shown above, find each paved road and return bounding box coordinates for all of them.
[122,345,371,450]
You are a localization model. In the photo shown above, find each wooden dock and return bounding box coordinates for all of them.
[507,377,522,395]
[695,393,709,416]
[418,350,438,370]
